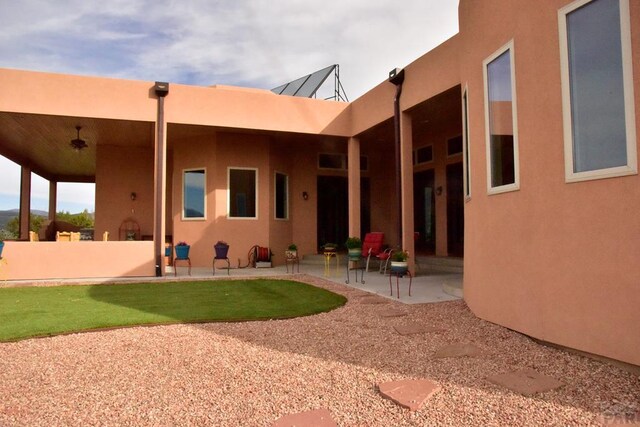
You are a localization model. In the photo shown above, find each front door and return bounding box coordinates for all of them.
[413,169,436,254]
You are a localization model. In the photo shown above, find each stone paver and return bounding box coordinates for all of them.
[486,368,564,396]
[378,379,441,411]
[272,408,337,427]
[359,297,388,305]
[434,343,483,358]
[379,309,408,318]
[394,323,445,336]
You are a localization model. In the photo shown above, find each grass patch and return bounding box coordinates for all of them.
[0,279,347,341]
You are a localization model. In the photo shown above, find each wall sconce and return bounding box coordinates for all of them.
[130,192,137,201]
[435,186,443,196]
[302,191,309,201]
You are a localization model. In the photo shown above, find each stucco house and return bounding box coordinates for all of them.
[0,0,638,367]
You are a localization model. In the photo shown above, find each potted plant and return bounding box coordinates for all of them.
[175,241,190,259]
[214,240,229,259]
[286,243,298,259]
[345,236,362,260]
[322,242,337,252]
[0,238,4,259]
[390,250,409,275]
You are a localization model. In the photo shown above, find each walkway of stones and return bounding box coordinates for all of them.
[271,291,567,427]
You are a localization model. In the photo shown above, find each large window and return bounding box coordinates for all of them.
[182,169,206,220]
[559,0,636,181]
[228,168,257,219]
[275,172,288,220]
[483,41,519,194]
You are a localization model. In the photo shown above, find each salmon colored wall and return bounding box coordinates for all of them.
[0,68,156,121]
[269,140,294,266]
[289,141,321,257]
[365,141,398,246]
[2,241,154,280]
[95,145,155,240]
[166,83,351,137]
[459,0,640,365]
[170,132,271,268]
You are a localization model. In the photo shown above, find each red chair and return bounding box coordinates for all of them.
[362,232,384,272]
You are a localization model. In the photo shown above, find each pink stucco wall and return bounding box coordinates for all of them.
[458,0,640,366]
[1,241,154,280]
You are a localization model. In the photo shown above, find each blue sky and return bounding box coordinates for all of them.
[0,0,459,213]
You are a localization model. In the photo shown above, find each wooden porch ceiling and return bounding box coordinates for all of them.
[0,112,154,183]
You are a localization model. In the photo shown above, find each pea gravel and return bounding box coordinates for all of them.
[0,275,638,426]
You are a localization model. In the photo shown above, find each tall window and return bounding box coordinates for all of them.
[559,0,636,181]
[228,168,257,218]
[483,41,519,194]
[275,172,288,220]
[462,87,471,198]
[182,169,206,219]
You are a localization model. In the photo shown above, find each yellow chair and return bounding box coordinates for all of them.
[56,231,71,242]
[70,232,81,241]
[103,231,109,241]
[29,231,39,242]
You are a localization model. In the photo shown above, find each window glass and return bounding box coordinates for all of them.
[448,136,463,156]
[416,146,433,164]
[487,49,516,188]
[275,172,288,220]
[567,0,627,172]
[463,90,471,198]
[229,169,256,218]
[183,169,205,219]
[318,153,345,169]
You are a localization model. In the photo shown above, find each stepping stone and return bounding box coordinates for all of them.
[378,379,441,411]
[434,343,483,358]
[394,323,445,336]
[272,408,337,427]
[379,309,407,318]
[486,368,564,396]
[359,297,387,305]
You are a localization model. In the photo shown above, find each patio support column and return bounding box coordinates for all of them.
[48,181,57,221]
[400,112,415,273]
[19,166,31,240]
[347,137,361,237]
[153,82,169,276]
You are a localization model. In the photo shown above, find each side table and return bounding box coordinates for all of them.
[174,257,191,276]
[389,269,412,298]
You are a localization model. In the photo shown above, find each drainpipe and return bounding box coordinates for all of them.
[154,82,169,276]
[389,68,405,248]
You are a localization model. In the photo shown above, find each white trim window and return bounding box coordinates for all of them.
[559,0,637,182]
[182,168,206,220]
[274,171,289,220]
[462,86,471,199]
[228,167,258,219]
[483,40,520,194]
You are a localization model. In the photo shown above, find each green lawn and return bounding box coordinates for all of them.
[0,279,347,341]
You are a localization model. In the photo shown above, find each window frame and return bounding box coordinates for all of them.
[558,0,637,183]
[227,167,258,220]
[274,171,289,221]
[181,168,207,221]
[462,86,471,200]
[483,39,520,195]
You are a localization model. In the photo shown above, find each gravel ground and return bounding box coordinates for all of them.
[0,275,638,426]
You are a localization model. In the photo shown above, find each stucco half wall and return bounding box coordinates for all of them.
[1,241,155,280]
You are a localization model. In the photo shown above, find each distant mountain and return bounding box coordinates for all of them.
[0,209,48,229]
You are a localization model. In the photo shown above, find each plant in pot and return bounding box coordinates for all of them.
[214,240,229,259]
[322,242,337,252]
[390,250,410,275]
[0,237,4,259]
[175,241,190,259]
[345,236,362,260]
[286,243,298,259]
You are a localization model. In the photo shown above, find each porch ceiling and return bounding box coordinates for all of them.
[0,112,154,183]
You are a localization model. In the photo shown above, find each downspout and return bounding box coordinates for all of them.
[389,68,405,248]
[154,82,169,276]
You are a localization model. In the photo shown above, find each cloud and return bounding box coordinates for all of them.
[0,0,459,99]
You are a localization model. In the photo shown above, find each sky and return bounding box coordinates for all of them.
[0,0,459,213]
